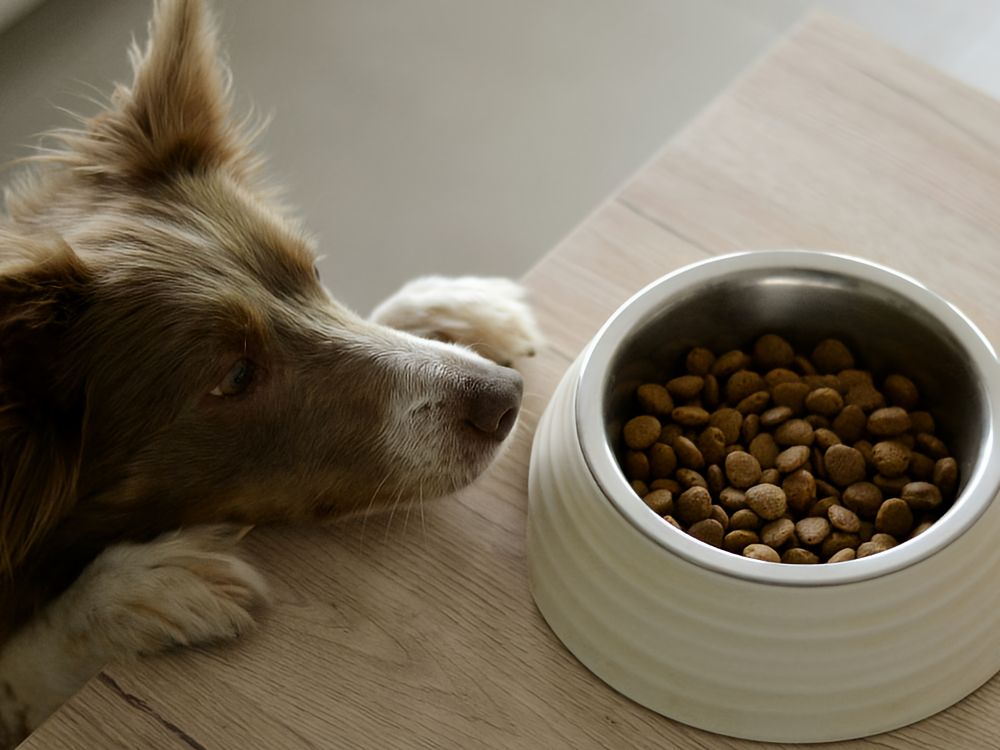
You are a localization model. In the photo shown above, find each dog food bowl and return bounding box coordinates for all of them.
[527,250,1000,743]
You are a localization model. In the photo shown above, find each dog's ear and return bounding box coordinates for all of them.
[0,235,90,576]
[71,0,249,178]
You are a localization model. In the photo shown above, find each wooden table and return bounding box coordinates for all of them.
[22,13,1000,750]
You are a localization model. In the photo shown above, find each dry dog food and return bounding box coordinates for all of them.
[619,335,959,564]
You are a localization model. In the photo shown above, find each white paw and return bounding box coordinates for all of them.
[69,526,269,658]
[370,275,544,366]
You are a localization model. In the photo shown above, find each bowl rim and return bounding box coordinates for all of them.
[575,250,1000,586]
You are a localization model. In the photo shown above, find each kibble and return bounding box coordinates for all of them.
[648,442,677,478]
[643,489,673,515]
[703,376,720,408]
[832,405,867,442]
[729,508,759,530]
[748,433,780,469]
[772,381,811,412]
[827,548,856,564]
[916,432,949,459]
[744,544,781,563]
[782,469,817,515]
[875,498,914,537]
[883,374,919,409]
[707,464,726,495]
[760,405,794,428]
[775,445,810,473]
[660,423,683,444]
[810,497,838,519]
[813,428,841,451]
[821,531,860,558]
[815,478,840,500]
[857,533,898,558]
[737,390,771,415]
[712,350,751,378]
[805,387,844,417]
[901,481,943,512]
[724,529,759,554]
[710,504,729,531]
[774,419,815,447]
[689,518,725,547]
[625,451,650,481]
[725,451,762,489]
[839,369,872,388]
[760,468,781,485]
[719,487,747,512]
[686,347,716,375]
[697,427,727,466]
[828,503,861,533]
[874,473,910,496]
[812,339,855,373]
[824,445,866,487]
[754,334,795,369]
[676,468,707,489]
[795,516,831,546]
[677,486,713,524]
[761,517,796,548]
[782,548,820,564]
[637,384,673,415]
[872,440,910,478]
[842,482,883,519]
[710,408,743,444]
[744,483,787,520]
[726,370,767,403]
[846,383,885,412]
[672,405,711,427]
[868,407,912,437]
[624,415,661,449]
[933,458,959,498]
[650,478,680,494]
[666,375,704,399]
[910,411,936,434]
[672,436,704,469]
[619,335,958,564]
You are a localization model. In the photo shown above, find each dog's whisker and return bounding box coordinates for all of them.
[417,478,427,546]
[383,485,406,542]
[402,485,414,534]
[358,474,390,552]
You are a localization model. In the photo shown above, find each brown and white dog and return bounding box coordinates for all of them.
[0,1,541,745]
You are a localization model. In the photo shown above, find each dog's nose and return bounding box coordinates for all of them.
[466,367,523,441]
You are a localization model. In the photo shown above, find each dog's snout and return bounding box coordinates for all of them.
[466,368,523,441]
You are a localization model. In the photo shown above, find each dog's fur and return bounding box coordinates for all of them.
[0,1,541,745]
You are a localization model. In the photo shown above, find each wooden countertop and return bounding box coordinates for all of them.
[21,12,1000,750]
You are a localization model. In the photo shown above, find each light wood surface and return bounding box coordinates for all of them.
[21,13,1000,749]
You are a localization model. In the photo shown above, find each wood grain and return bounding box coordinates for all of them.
[20,13,1000,749]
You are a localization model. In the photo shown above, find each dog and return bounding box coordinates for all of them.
[0,1,542,745]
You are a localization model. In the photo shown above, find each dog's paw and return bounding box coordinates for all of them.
[370,275,544,366]
[69,525,269,658]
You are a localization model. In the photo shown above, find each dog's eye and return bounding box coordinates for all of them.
[210,359,256,397]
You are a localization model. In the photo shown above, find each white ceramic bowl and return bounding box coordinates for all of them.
[527,251,1000,743]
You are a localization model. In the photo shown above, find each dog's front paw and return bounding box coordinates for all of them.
[69,526,269,658]
[370,275,544,366]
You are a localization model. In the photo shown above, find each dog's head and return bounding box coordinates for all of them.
[0,0,522,576]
